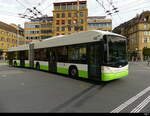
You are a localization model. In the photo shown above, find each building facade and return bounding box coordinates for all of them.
[24,1,112,41]
[87,16,112,31]
[0,22,26,55]
[10,24,27,45]
[113,11,150,61]
[53,1,88,36]
[24,16,53,41]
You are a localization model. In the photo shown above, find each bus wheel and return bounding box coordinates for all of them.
[36,63,40,70]
[69,66,78,78]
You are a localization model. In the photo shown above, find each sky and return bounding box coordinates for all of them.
[0,0,149,29]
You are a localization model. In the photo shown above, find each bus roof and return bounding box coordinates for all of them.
[8,30,126,51]
[34,30,125,49]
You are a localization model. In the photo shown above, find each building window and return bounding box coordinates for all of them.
[80,26,84,31]
[35,25,40,28]
[56,27,60,31]
[62,26,65,31]
[68,13,72,17]
[68,26,72,31]
[62,20,65,25]
[56,20,60,25]
[67,5,72,10]
[62,13,65,18]
[80,12,84,17]
[61,5,66,10]
[80,4,86,9]
[68,20,72,25]
[144,38,148,43]
[56,13,60,18]
[54,6,60,10]
[80,19,84,24]
[74,13,77,17]
[72,5,77,10]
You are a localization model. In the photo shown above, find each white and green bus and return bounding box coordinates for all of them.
[8,30,128,81]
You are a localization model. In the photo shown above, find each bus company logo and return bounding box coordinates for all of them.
[119,65,122,68]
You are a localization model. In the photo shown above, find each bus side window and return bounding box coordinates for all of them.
[80,47,87,64]
[68,46,87,64]
[81,54,87,63]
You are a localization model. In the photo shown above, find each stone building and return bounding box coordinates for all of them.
[53,1,88,36]
[0,22,26,58]
[113,11,150,61]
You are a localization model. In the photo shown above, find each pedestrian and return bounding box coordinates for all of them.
[147,56,150,66]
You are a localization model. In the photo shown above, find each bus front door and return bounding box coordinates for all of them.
[49,50,57,73]
[20,51,25,67]
[88,44,101,80]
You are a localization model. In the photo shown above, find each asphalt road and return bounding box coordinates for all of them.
[0,61,150,113]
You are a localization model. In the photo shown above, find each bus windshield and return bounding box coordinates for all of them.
[107,35,128,67]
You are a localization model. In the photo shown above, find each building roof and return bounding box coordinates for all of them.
[113,11,150,32]
[54,1,87,6]
[0,21,17,34]
[30,16,53,21]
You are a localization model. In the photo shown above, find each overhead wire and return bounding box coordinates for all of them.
[15,0,27,9]
[96,0,107,13]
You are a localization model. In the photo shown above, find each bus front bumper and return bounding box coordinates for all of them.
[101,65,129,81]
[101,70,128,81]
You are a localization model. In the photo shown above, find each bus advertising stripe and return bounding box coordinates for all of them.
[111,86,150,113]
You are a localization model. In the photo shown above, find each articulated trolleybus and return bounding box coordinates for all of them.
[8,30,128,81]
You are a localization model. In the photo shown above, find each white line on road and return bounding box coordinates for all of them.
[111,86,150,113]
[131,96,150,113]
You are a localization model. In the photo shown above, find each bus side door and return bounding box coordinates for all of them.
[88,43,102,80]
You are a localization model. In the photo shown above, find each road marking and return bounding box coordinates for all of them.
[131,96,150,113]
[111,86,150,113]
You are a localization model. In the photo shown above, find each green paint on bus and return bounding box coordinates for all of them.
[79,70,88,79]
[101,70,128,81]
[57,67,68,75]
[25,64,30,67]
[57,67,88,78]
[40,65,49,71]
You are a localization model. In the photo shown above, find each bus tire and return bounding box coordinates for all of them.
[36,63,40,70]
[69,66,78,78]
